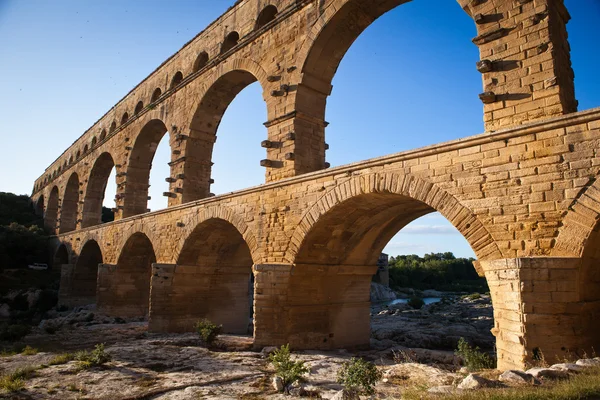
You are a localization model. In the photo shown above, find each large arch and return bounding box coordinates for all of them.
[53,243,69,271]
[60,173,80,233]
[280,172,495,349]
[123,119,170,217]
[34,195,44,217]
[82,152,115,228]
[182,62,269,202]
[97,232,155,317]
[150,218,254,334]
[44,186,59,234]
[59,240,102,307]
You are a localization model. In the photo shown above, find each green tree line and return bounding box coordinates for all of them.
[388,252,488,292]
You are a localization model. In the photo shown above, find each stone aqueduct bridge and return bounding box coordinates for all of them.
[30,0,600,370]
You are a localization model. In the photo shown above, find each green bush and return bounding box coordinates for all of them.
[337,357,382,395]
[0,366,36,392]
[75,343,111,369]
[407,296,425,309]
[194,319,222,345]
[455,337,494,371]
[48,353,74,365]
[21,346,38,355]
[269,344,309,387]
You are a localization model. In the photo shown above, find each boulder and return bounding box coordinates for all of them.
[550,363,586,373]
[525,367,569,379]
[457,373,497,390]
[272,376,284,392]
[499,370,539,385]
[331,389,360,400]
[576,358,600,367]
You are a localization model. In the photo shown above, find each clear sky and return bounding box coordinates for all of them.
[1,1,599,258]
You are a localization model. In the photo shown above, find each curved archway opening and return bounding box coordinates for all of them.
[220,31,239,54]
[288,191,493,353]
[60,173,80,233]
[121,112,129,125]
[170,71,183,89]
[82,152,116,227]
[188,69,266,197]
[256,5,278,29]
[109,121,117,133]
[193,51,209,73]
[45,186,59,234]
[153,218,254,334]
[98,233,155,317]
[100,129,107,141]
[300,0,480,170]
[63,240,102,307]
[35,195,44,217]
[135,101,144,115]
[53,244,69,270]
[124,119,171,217]
[151,88,162,103]
[575,223,600,353]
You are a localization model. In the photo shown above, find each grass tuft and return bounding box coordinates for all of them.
[21,345,38,355]
[48,353,74,365]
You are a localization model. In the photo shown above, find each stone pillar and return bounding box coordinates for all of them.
[148,264,252,334]
[57,264,75,307]
[482,258,600,371]
[462,0,576,131]
[97,264,150,317]
[253,263,377,350]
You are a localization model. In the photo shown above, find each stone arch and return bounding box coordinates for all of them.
[91,136,97,147]
[151,88,162,102]
[220,31,239,54]
[99,232,155,317]
[121,112,129,125]
[183,60,269,202]
[100,129,107,141]
[193,51,209,73]
[60,172,80,233]
[45,186,60,234]
[53,243,69,270]
[82,152,115,228]
[170,71,183,89]
[135,101,144,115]
[287,172,501,264]
[34,195,44,216]
[174,205,259,264]
[123,119,171,217]
[109,121,117,133]
[68,239,102,306]
[158,217,254,334]
[256,5,278,29]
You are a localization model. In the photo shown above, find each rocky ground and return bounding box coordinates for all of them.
[0,293,502,399]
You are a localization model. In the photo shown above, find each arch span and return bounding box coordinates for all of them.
[59,240,102,308]
[150,217,254,334]
[182,62,268,201]
[82,152,115,228]
[60,173,80,233]
[98,232,155,317]
[45,186,59,234]
[287,173,501,264]
[123,119,171,217]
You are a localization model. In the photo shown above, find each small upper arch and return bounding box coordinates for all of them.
[91,136,97,147]
[193,51,209,73]
[121,112,129,125]
[135,101,144,114]
[151,88,162,102]
[100,129,107,141]
[256,5,278,29]
[109,121,117,133]
[220,31,240,54]
[170,71,184,89]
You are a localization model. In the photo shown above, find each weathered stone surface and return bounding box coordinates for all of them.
[331,389,360,400]
[457,373,498,390]
[525,368,569,379]
[272,376,284,392]
[576,358,600,367]
[28,0,600,373]
[498,370,539,385]
[550,363,587,373]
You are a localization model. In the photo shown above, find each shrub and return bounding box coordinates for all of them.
[407,296,425,309]
[268,344,309,387]
[75,343,111,369]
[21,346,38,355]
[194,319,222,345]
[455,337,494,371]
[337,357,382,395]
[48,353,74,365]
[0,366,36,392]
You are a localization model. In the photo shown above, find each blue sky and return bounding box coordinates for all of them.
[1,1,599,258]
